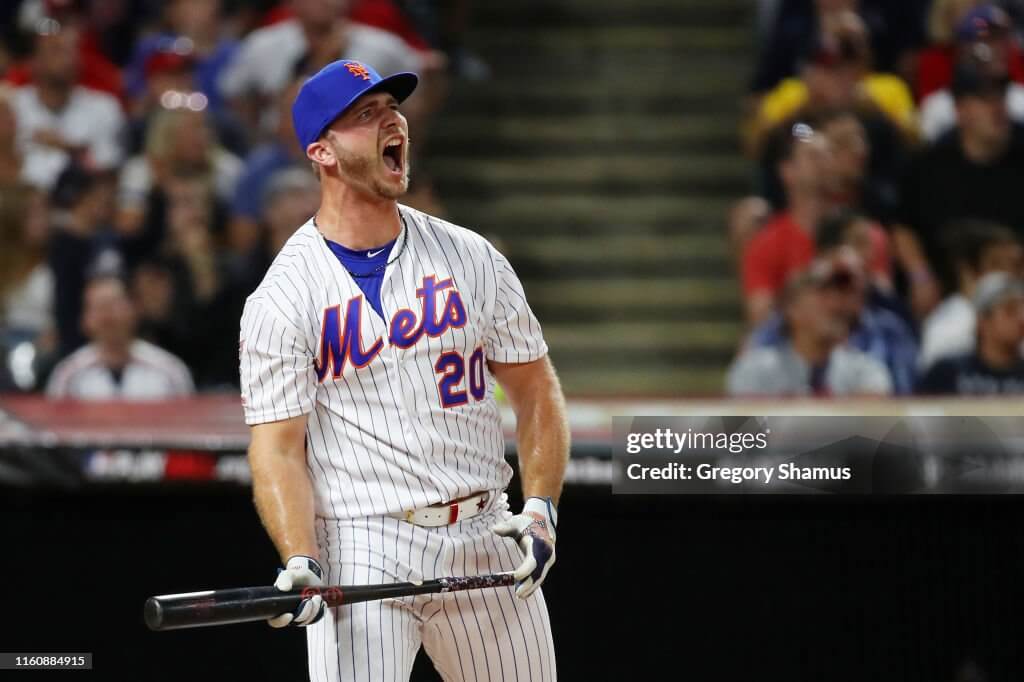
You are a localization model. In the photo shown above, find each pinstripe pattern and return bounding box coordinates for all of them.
[308,500,556,682]
[240,205,547,519]
[239,205,554,680]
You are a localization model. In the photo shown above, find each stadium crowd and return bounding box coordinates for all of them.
[3,0,1023,402]
[729,0,1024,397]
[0,0,471,399]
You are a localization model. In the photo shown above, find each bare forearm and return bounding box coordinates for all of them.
[249,446,318,562]
[514,374,570,505]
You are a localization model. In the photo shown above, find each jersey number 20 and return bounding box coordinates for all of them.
[435,347,486,408]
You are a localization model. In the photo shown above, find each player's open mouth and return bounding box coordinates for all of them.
[382,138,404,174]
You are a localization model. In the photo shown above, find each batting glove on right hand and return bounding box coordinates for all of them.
[268,555,326,628]
[492,497,557,599]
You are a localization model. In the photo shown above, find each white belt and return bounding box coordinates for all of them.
[390,491,492,527]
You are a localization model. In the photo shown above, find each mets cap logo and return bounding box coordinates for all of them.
[345,62,372,81]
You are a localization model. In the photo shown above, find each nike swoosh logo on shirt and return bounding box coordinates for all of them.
[367,249,384,258]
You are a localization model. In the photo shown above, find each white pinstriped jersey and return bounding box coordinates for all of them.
[239,204,547,520]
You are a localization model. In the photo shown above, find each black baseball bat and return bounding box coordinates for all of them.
[144,573,516,631]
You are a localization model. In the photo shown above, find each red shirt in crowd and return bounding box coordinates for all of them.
[741,211,815,298]
[743,210,892,299]
[915,43,1024,101]
[262,0,430,50]
[741,212,811,296]
[4,42,123,103]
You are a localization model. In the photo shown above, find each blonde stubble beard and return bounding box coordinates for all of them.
[331,139,411,200]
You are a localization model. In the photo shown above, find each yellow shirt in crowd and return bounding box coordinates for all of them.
[757,73,918,138]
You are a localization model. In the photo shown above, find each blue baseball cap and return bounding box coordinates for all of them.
[956,4,1012,43]
[291,59,418,150]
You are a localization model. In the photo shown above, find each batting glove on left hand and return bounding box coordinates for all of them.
[492,497,557,599]
[268,555,326,628]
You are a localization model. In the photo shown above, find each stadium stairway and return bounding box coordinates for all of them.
[424,0,752,396]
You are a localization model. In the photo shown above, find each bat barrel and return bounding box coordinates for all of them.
[145,587,299,631]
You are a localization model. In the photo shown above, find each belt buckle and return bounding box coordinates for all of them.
[404,509,416,523]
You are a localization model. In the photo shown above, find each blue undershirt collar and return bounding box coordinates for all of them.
[324,236,398,319]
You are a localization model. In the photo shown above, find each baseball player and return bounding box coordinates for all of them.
[239,59,570,682]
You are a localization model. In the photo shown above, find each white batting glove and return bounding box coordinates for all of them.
[492,497,557,599]
[268,555,326,628]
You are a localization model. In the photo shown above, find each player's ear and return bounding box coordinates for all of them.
[306,139,335,172]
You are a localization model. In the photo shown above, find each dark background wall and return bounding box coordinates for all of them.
[3,487,1023,681]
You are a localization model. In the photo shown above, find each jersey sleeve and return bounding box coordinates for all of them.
[484,249,548,363]
[239,296,317,425]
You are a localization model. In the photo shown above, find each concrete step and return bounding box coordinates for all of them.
[551,364,727,397]
[472,0,750,28]
[444,90,742,117]
[467,26,749,53]
[426,114,738,156]
[543,320,742,353]
[532,300,742,324]
[477,0,749,10]
[523,276,738,309]
[425,0,756,396]
[429,155,746,199]
[448,194,733,235]
[508,234,733,279]
[459,58,747,90]
[513,234,729,262]
[444,73,744,101]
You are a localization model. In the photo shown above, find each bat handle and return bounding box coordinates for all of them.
[440,573,517,592]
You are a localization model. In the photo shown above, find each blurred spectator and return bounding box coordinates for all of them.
[6,8,124,99]
[815,209,904,319]
[132,174,245,389]
[916,0,985,100]
[821,108,871,205]
[916,1,1024,101]
[0,0,463,397]
[76,0,153,67]
[350,0,486,81]
[749,10,917,150]
[118,106,240,237]
[232,166,320,295]
[727,195,772,270]
[892,57,1024,319]
[749,236,918,394]
[350,0,432,51]
[124,0,239,119]
[741,123,831,324]
[46,273,194,400]
[919,5,1024,141]
[10,20,125,190]
[263,168,320,251]
[122,41,199,154]
[754,106,908,221]
[47,163,118,357]
[0,184,53,349]
[228,77,308,253]
[817,107,902,222]
[751,0,929,94]
[916,272,1024,393]
[218,0,422,137]
[918,220,1022,369]
[727,263,893,396]
[0,85,22,185]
